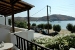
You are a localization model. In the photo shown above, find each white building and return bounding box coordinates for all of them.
[0,17,9,26]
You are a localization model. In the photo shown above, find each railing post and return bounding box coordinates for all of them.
[18,37,20,49]
[16,36,18,47]
[24,40,26,50]
[27,41,30,50]
[30,43,33,50]
[35,45,37,50]
[20,38,23,50]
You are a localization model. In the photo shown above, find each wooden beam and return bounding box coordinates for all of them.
[0,12,6,15]
[0,0,25,9]
[10,0,20,5]
[18,1,31,9]
[0,2,21,13]
[0,4,25,15]
[4,7,30,16]
[0,1,22,9]
[11,5,15,33]
[0,6,18,14]
[27,10,30,30]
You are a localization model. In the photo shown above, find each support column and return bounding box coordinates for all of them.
[27,10,30,30]
[4,16,6,25]
[47,5,49,34]
[11,5,15,32]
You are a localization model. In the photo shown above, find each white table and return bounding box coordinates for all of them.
[69,48,75,50]
[0,43,13,50]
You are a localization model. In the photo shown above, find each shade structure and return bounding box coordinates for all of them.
[0,0,34,16]
[0,0,34,32]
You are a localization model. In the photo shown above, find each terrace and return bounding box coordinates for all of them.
[0,0,50,50]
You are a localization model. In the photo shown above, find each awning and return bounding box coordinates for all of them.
[0,0,34,16]
[0,0,34,32]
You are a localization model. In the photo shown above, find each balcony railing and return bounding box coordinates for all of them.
[14,34,50,50]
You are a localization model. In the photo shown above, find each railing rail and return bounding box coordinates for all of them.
[14,34,51,50]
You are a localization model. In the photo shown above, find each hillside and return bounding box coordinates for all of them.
[38,14,75,21]
[14,14,75,21]
[14,17,39,21]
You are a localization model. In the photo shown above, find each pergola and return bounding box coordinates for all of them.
[0,0,34,32]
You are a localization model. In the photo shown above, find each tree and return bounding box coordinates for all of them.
[32,23,36,26]
[37,24,45,29]
[16,21,27,28]
[72,25,75,33]
[66,23,73,33]
[53,24,61,32]
[45,24,52,29]
[14,21,20,27]
[8,19,11,25]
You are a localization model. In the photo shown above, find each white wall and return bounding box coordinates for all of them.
[0,28,10,42]
[10,30,34,50]
[0,17,9,25]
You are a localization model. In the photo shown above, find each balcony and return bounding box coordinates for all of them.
[0,24,50,50]
[14,34,50,50]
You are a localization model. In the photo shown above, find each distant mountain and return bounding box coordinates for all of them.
[38,14,75,21]
[14,14,75,21]
[14,17,26,21]
[14,17,39,21]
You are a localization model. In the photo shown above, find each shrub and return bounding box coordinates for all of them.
[66,23,73,32]
[45,24,52,29]
[72,25,75,33]
[37,24,45,29]
[53,24,61,32]
[16,21,27,28]
[37,24,41,28]
[14,21,19,26]
[32,23,36,26]
[33,34,75,50]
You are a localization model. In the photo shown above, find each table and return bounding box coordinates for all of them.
[0,43,13,50]
[69,48,75,50]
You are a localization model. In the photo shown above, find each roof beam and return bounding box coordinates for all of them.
[0,3,23,14]
[0,0,26,9]
[0,9,16,14]
[0,0,34,16]
[0,5,18,12]
[0,12,6,15]
[5,7,29,15]
[0,2,21,9]
[0,6,29,15]
[5,7,29,16]
[10,0,20,5]
[18,1,31,9]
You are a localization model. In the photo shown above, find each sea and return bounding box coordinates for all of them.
[30,20,75,30]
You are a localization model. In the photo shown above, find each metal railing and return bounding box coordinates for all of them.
[14,34,50,50]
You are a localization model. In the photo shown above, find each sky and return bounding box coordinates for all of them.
[14,0,75,17]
